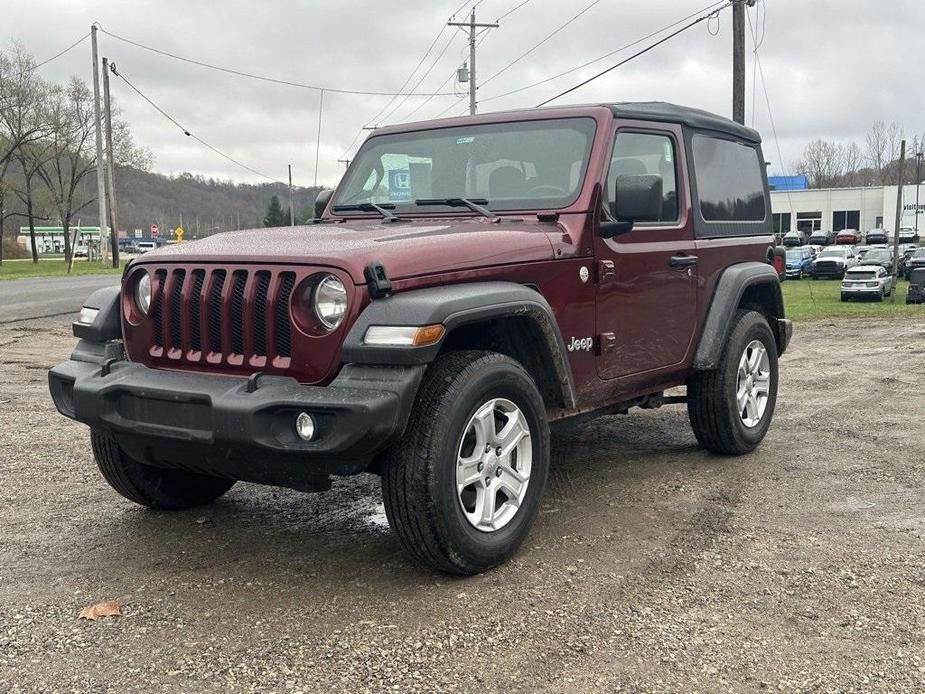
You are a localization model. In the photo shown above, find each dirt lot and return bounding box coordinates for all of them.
[1,318,924,693]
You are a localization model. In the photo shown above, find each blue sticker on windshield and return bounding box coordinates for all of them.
[456,136,474,144]
[388,169,412,202]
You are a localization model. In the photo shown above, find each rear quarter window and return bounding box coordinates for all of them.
[691,135,766,222]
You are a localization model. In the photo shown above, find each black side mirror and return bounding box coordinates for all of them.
[313,189,333,220]
[600,174,663,239]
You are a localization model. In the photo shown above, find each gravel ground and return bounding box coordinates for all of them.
[1,318,924,692]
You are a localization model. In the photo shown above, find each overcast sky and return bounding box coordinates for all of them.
[7,0,924,188]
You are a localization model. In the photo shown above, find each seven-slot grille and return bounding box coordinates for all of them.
[150,266,296,367]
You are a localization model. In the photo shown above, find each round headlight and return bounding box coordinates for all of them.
[313,275,347,329]
[135,271,152,316]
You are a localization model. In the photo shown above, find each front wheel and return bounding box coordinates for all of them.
[382,351,550,575]
[687,310,779,455]
[91,430,235,509]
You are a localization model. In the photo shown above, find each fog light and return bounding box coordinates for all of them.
[295,412,315,441]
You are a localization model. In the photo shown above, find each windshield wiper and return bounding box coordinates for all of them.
[414,197,497,219]
[331,202,400,222]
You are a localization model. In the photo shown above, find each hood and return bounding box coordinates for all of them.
[140,219,557,283]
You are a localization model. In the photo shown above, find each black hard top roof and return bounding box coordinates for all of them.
[603,102,761,143]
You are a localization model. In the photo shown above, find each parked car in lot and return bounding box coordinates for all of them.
[865,228,889,245]
[808,229,835,246]
[907,268,925,304]
[898,227,920,244]
[783,230,808,247]
[862,247,905,276]
[840,266,894,301]
[811,246,857,278]
[905,247,925,279]
[136,241,157,253]
[835,228,861,245]
[784,246,814,278]
[47,101,792,574]
[73,245,89,258]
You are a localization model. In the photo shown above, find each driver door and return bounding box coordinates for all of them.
[595,124,697,380]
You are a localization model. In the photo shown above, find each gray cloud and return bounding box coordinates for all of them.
[9,0,925,185]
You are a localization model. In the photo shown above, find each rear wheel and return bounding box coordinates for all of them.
[91,430,235,509]
[687,310,779,455]
[382,351,550,575]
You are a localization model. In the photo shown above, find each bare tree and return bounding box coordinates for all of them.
[795,139,846,188]
[0,44,47,167]
[35,78,98,268]
[12,142,54,262]
[841,142,864,186]
[865,121,888,183]
[0,45,49,263]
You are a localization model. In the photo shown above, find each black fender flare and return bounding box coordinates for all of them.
[342,281,577,408]
[693,262,791,370]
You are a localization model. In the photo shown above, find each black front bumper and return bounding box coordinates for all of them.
[49,353,424,485]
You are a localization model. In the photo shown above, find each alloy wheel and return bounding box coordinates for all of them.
[456,398,532,532]
[735,340,771,428]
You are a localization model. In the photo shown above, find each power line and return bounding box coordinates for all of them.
[480,0,602,88]
[35,32,90,68]
[480,0,727,104]
[96,25,458,97]
[380,28,464,125]
[536,2,732,107]
[337,0,488,159]
[110,64,286,184]
[495,0,533,22]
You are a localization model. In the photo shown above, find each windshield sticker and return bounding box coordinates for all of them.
[387,169,412,202]
[456,136,475,144]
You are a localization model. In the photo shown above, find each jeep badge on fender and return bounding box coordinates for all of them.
[49,102,792,575]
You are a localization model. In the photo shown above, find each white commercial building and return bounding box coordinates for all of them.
[770,184,925,236]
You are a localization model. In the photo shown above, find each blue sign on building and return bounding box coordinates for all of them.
[768,175,809,191]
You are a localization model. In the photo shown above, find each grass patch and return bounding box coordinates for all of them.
[0,258,127,281]
[783,277,922,321]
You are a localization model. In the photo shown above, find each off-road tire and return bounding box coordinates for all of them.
[687,310,779,456]
[90,430,235,509]
[382,350,550,575]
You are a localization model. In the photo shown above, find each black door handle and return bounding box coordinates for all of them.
[669,254,698,268]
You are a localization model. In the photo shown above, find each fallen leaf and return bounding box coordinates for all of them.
[78,600,122,621]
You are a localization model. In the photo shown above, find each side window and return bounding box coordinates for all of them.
[606,131,679,224]
[691,135,766,222]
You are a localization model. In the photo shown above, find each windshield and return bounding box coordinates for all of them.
[785,250,803,260]
[819,249,845,258]
[847,271,877,279]
[333,118,597,214]
[914,249,925,258]
[866,250,891,261]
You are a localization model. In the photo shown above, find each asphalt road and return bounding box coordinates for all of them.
[0,275,120,324]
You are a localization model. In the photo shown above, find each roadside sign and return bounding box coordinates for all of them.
[174,225,185,242]
[134,229,142,239]
[151,224,159,237]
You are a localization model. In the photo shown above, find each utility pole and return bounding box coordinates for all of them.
[101,57,120,268]
[732,0,757,125]
[90,25,109,265]
[915,151,923,233]
[449,9,498,115]
[338,158,351,170]
[891,140,906,304]
[313,89,324,187]
[288,164,295,226]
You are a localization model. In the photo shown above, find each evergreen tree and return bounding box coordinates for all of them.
[263,195,286,227]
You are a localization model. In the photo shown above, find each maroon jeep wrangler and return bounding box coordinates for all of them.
[50,102,791,575]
